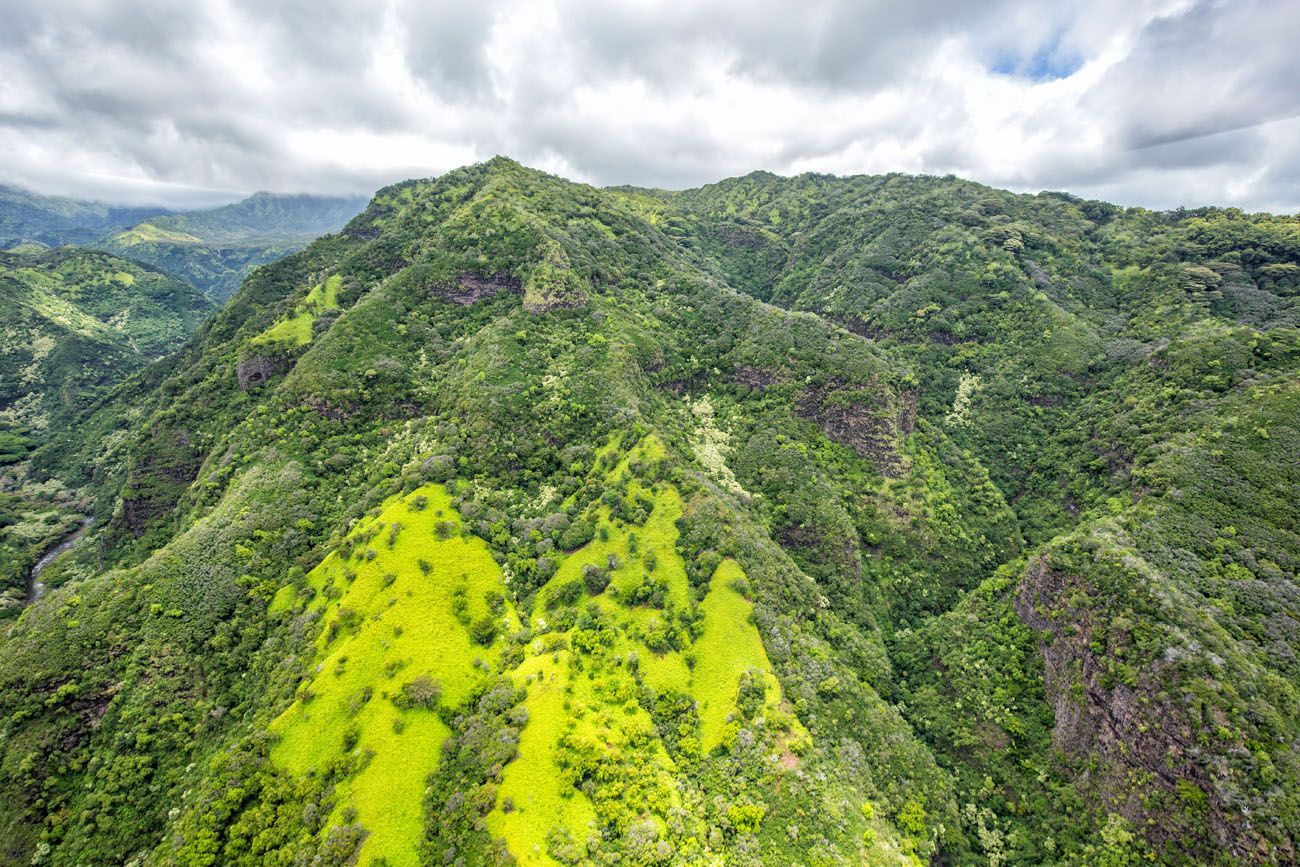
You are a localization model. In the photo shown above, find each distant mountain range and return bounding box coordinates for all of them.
[0,186,366,301]
[94,192,367,300]
[0,185,167,249]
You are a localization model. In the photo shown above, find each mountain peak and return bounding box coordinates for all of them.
[3,161,1298,866]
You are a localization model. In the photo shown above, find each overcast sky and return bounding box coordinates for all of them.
[2,0,1298,212]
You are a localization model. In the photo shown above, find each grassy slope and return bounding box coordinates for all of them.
[483,436,802,863]
[693,558,782,752]
[252,273,342,346]
[272,484,516,866]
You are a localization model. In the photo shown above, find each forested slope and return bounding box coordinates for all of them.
[0,159,1295,865]
[0,248,212,614]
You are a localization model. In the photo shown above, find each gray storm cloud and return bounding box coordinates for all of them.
[0,0,1297,212]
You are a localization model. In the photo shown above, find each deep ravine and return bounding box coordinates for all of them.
[25,517,91,604]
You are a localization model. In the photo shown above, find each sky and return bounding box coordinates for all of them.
[2,0,1299,212]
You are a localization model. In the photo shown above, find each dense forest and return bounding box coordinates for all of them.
[0,248,212,615]
[0,158,1295,865]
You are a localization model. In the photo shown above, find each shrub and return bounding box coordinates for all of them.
[470,615,499,646]
[582,563,610,595]
[395,674,442,710]
[547,578,585,610]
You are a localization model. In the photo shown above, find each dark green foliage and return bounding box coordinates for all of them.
[0,248,212,609]
[396,675,443,710]
[421,680,527,865]
[0,158,1296,865]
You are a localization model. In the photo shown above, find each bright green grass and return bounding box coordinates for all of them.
[253,309,314,345]
[692,558,783,752]
[487,636,679,859]
[539,435,787,755]
[271,484,515,866]
[541,436,687,630]
[267,437,801,863]
[251,273,342,347]
[115,222,204,245]
[486,436,699,857]
[485,651,597,865]
[636,633,692,694]
[540,484,690,629]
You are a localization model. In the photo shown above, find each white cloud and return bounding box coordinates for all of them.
[0,0,1296,212]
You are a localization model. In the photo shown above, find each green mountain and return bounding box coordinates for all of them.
[96,192,368,301]
[0,159,1296,866]
[0,247,213,616]
[0,185,166,250]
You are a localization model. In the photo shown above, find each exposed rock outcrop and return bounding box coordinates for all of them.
[731,365,777,390]
[442,272,522,306]
[237,355,286,390]
[1014,554,1285,862]
[795,379,909,477]
[114,425,204,540]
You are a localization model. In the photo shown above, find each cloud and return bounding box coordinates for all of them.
[0,0,1297,212]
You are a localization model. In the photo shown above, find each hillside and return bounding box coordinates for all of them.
[0,185,165,250]
[96,192,368,301]
[0,159,1295,865]
[0,248,213,616]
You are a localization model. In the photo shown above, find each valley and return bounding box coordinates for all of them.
[0,158,1295,865]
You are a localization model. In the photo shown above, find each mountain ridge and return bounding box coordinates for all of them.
[0,157,1296,865]
[0,184,169,250]
[94,191,368,301]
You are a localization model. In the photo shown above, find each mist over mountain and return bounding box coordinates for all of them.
[2,185,365,302]
[0,157,1295,866]
[0,185,169,250]
[92,191,366,301]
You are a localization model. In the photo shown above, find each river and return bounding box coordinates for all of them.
[25,517,92,604]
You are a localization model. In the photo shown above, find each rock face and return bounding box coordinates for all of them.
[115,425,203,539]
[1014,555,1285,862]
[442,272,521,306]
[795,379,908,477]
[730,365,777,390]
[897,389,917,435]
[237,355,286,390]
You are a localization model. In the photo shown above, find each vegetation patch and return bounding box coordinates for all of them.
[251,273,342,347]
[271,484,515,866]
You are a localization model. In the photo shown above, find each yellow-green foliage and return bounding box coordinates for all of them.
[113,222,205,245]
[692,558,785,751]
[480,436,799,860]
[252,273,342,347]
[271,485,515,866]
[485,651,597,864]
[264,437,800,863]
